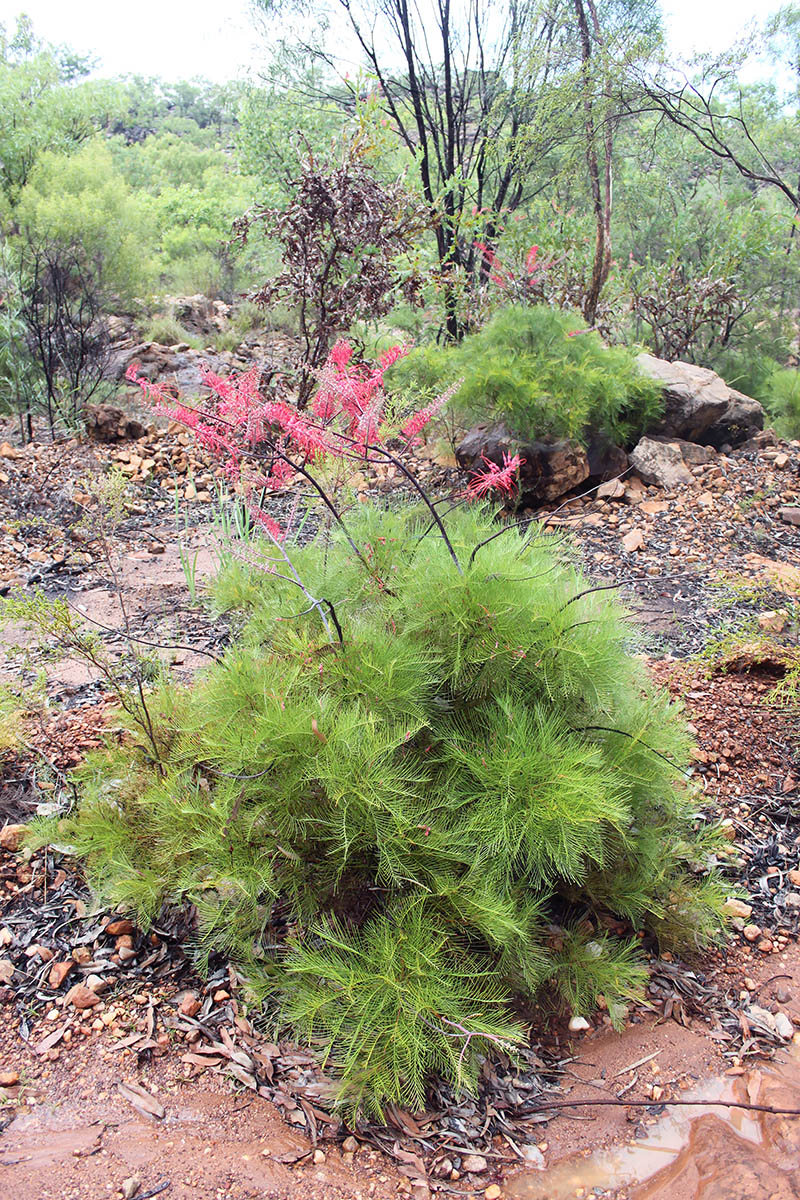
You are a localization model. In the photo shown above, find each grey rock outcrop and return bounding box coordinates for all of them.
[703,388,764,449]
[585,431,629,481]
[85,404,146,443]
[637,352,764,447]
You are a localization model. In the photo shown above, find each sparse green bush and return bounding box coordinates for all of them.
[385,305,662,446]
[761,366,800,438]
[141,314,201,349]
[0,683,24,754]
[43,504,725,1117]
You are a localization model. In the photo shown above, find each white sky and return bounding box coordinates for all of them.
[0,0,779,83]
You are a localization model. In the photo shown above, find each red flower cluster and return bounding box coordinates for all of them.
[473,241,546,293]
[465,453,524,499]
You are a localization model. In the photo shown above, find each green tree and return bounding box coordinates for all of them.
[14,139,152,303]
[115,132,261,296]
[0,16,126,206]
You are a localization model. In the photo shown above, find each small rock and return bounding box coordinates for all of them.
[85,974,108,993]
[775,1012,794,1040]
[774,452,789,469]
[48,961,74,989]
[212,988,230,1003]
[597,478,625,500]
[743,924,762,942]
[757,610,788,634]
[462,1154,488,1174]
[313,1149,326,1164]
[744,977,757,990]
[0,823,26,852]
[105,919,134,936]
[723,898,753,919]
[784,893,800,909]
[178,991,202,1017]
[788,869,800,887]
[568,1016,591,1032]
[485,1187,503,1200]
[778,506,800,526]
[623,480,647,504]
[122,1177,141,1199]
[621,529,645,553]
[639,499,670,514]
[521,1144,546,1168]
[758,938,774,953]
[342,1136,359,1154]
[66,984,101,1010]
[0,1069,20,1087]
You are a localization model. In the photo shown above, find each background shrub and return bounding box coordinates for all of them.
[386,305,662,446]
[761,366,800,438]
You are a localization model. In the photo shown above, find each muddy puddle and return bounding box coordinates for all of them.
[506,1048,800,1200]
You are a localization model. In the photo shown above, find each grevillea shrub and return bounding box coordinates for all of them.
[40,346,726,1118]
[385,304,663,447]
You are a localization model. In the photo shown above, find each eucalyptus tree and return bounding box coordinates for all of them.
[252,0,661,335]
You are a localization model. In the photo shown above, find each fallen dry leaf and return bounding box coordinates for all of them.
[117,1081,166,1120]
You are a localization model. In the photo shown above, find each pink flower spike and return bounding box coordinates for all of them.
[400,381,459,441]
[248,504,285,543]
[329,340,353,369]
[378,343,409,370]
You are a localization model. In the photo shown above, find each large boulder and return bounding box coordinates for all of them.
[109,342,243,395]
[456,422,590,503]
[163,294,232,338]
[637,353,765,446]
[648,435,716,465]
[629,437,694,489]
[703,388,765,449]
[637,353,730,440]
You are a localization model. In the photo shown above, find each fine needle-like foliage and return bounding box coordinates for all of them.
[40,498,727,1118]
[30,343,727,1118]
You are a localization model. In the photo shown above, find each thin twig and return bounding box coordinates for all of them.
[527,1096,800,1117]
[66,600,223,664]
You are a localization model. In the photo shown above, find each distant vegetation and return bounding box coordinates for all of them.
[1,3,800,434]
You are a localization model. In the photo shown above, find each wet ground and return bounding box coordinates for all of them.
[507,1047,800,1200]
